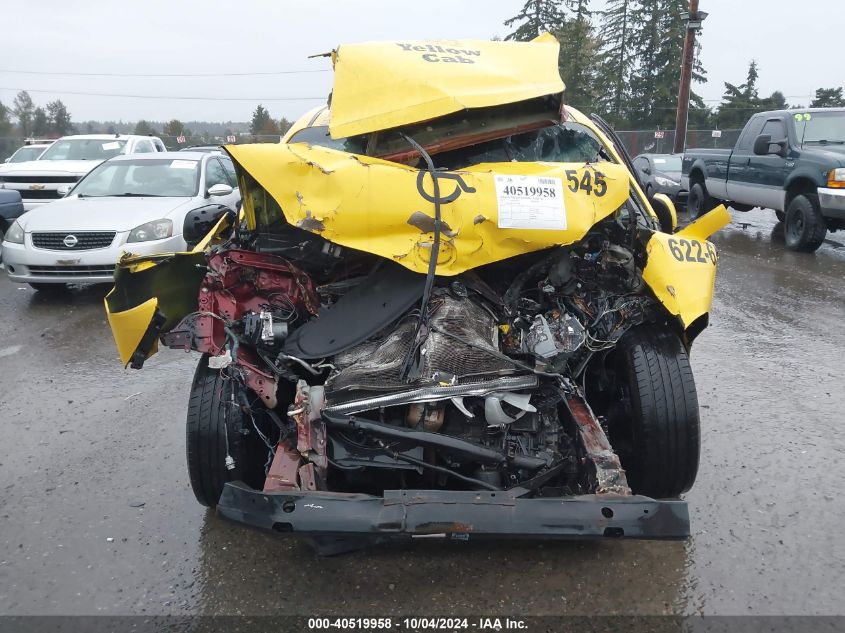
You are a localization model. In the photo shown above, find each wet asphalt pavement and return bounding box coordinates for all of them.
[0,207,844,618]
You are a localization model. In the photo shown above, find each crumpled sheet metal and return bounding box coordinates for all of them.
[226,141,631,277]
[329,33,564,139]
[642,204,731,329]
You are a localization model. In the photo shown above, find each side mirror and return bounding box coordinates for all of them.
[57,185,72,197]
[753,134,787,157]
[183,204,234,247]
[207,183,233,197]
[650,193,678,234]
[643,166,652,175]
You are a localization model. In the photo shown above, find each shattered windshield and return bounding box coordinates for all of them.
[434,122,605,170]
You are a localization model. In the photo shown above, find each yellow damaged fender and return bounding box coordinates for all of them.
[643,205,731,333]
[228,142,632,276]
[104,213,234,366]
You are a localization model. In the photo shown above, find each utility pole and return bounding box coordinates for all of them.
[673,1,708,154]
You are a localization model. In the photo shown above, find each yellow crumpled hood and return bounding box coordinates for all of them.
[227,142,631,277]
[329,33,564,139]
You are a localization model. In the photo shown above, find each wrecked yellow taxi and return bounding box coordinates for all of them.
[105,35,729,552]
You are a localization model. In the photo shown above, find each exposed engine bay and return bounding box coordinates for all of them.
[159,207,659,501]
[103,36,731,548]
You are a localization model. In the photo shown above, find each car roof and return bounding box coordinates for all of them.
[179,145,223,151]
[757,107,845,118]
[107,151,211,161]
[635,153,681,158]
[54,134,156,141]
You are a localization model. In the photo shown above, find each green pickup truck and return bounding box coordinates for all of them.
[681,108,845,252]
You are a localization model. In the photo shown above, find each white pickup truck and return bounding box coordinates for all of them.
[0,134,167,210]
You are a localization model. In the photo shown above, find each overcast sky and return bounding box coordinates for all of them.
[1,0,839,126]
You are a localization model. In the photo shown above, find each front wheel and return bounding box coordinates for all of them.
[605,325,701,498]
[687,182,715,219]
[186,354,272,507]
[785,194,826,253]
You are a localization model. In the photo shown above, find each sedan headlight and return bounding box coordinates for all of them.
[127,219,173,242]
[3,220,24,244]
[654,176,680,187]
[828,168,845,188]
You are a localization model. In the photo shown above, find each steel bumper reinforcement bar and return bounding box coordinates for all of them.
[216,482,689,553]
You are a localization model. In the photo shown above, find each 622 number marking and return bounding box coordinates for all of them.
[565,169,607,197]
[668,238,717,264]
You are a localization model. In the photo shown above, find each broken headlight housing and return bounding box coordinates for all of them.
[127,219,173,242]
[3,220,24,244]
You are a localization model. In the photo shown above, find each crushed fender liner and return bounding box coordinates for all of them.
[216,482,689,554]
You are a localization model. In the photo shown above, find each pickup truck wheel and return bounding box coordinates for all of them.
[785,194,826,253]
[186,354,271,507]
[606,324,700,499]
[688,182,714,219]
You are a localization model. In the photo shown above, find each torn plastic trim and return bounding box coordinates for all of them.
[324,374,539,414]
[216,482,690,543]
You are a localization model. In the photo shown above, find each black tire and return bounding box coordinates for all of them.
[687,182,714,219]
[775,209,785,223]
[29,282,67,292]
[186,354,271,507]
[784,194,826,252]
[608,325,700,498]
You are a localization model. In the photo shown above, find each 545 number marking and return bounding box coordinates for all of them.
[667,237,717,264]
[565,169,607,196]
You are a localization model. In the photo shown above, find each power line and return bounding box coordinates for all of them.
[0,68,330,77]
[0,86,326,101]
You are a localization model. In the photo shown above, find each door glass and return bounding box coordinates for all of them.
[737,117,765,151]
[205,159,228,188]
[760,119,786,140]
[220,158,237,186]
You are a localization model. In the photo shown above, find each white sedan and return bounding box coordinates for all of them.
[2,152,240,290]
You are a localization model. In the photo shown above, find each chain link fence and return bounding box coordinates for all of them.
[3,129,742,162]
[616,129,742,157]
[159,134,282,150]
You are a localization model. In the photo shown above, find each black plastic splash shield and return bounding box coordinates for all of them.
[216,482,690,549]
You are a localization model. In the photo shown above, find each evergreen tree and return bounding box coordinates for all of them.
[163,119,189,137]
[810,87,845,108]
[504,0,568,41]
[134,120,156,135]
[46,100,72,135]
[13,91,34,137]
[32,107,49,137]
[596,0,635,125]
[250,105,273,135]
[0,100,13,160]
[628,0,706,129]
[716,60,761,128]
[760,90,788,111]
[555,0,600,109]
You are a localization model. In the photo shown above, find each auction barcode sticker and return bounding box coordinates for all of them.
[494,175,566,230]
